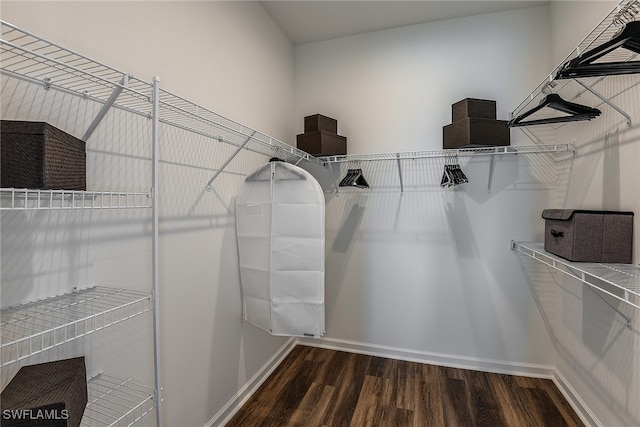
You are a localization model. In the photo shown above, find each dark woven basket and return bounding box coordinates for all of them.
[1,120,86,190]
[1,357,87,427]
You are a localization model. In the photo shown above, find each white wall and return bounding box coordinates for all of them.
[1,2,295,426]
[295,5,559,372]
[541,2,640,426]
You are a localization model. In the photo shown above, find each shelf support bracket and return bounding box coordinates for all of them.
[396,153,404,193]
[574,79,631,127]
[82,74,128,142]
[206,131,256,192]
[564,265,633,330]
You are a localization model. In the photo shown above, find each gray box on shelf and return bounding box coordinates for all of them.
[304,114,338,133]
[0,120,86,190]
[443,118,510,149]
[452,98,497,122]
[443,98,510,149]
[296,130,347,156]
[542,209,634,263]
[0,357,87,427]
[297,114,347,156]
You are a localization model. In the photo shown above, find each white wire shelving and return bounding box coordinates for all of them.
[0,20,155,210]
[0,20,154,124]
[1,20,162,425]
[82,373,155,427]
[317,144,572,163]
[319,144,573,193]
[158,89,317,166]
[0,189,152,210]
[510,0,639,133]
[512,242,640,314]
[1,287,152,367]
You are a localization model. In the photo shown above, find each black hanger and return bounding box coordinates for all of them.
[441,162,468,188]
[556,21,640,79]
[508,93,601,127]
[339,168,369,189]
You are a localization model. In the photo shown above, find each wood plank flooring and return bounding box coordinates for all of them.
[226,345,584,427]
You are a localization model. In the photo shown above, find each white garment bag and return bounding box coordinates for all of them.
[235,160,325,337]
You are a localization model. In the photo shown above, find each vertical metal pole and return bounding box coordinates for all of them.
[151,76,163,427]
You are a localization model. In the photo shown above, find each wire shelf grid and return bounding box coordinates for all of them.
[1,287,152,367]
[0,20,154,119]
[513,242,640,310]
[82,374,155,427]
[317,144,572,163]
[511,0,640,120]
[0,188,152,210]
[157,88,318,164]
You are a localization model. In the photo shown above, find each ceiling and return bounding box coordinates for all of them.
[261,1,549,45]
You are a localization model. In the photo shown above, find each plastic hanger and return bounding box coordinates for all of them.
[440,157,468,188]
[339,168,369,189]
[508,93,601,127]
[556,21,640,79]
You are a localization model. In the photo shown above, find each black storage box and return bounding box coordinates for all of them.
[296,130,347,156]
[1,120,86,190]
[542,209,634,263]
[304,114,338,134]
[452,98,497,122]
[1,357,87,427]
[443,118,510,149]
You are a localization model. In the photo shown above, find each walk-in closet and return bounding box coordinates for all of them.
[1,1,638,426]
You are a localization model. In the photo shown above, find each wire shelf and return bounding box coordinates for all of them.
[0,188,152,210]
[82,373,155,427]
[0,20,153,120]
[1,287,152,367]
[157,88,318,165]
[511,0,640,122]
[512,241,640,310]
[317,144,572,163]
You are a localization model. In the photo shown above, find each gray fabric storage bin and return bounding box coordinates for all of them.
[542,209,634,263]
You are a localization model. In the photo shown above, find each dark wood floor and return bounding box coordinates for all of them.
[226,345,584,427]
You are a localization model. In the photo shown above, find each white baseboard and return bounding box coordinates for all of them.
[205,337,297,427]
[552,369,601,427]
[296,336,555,379]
